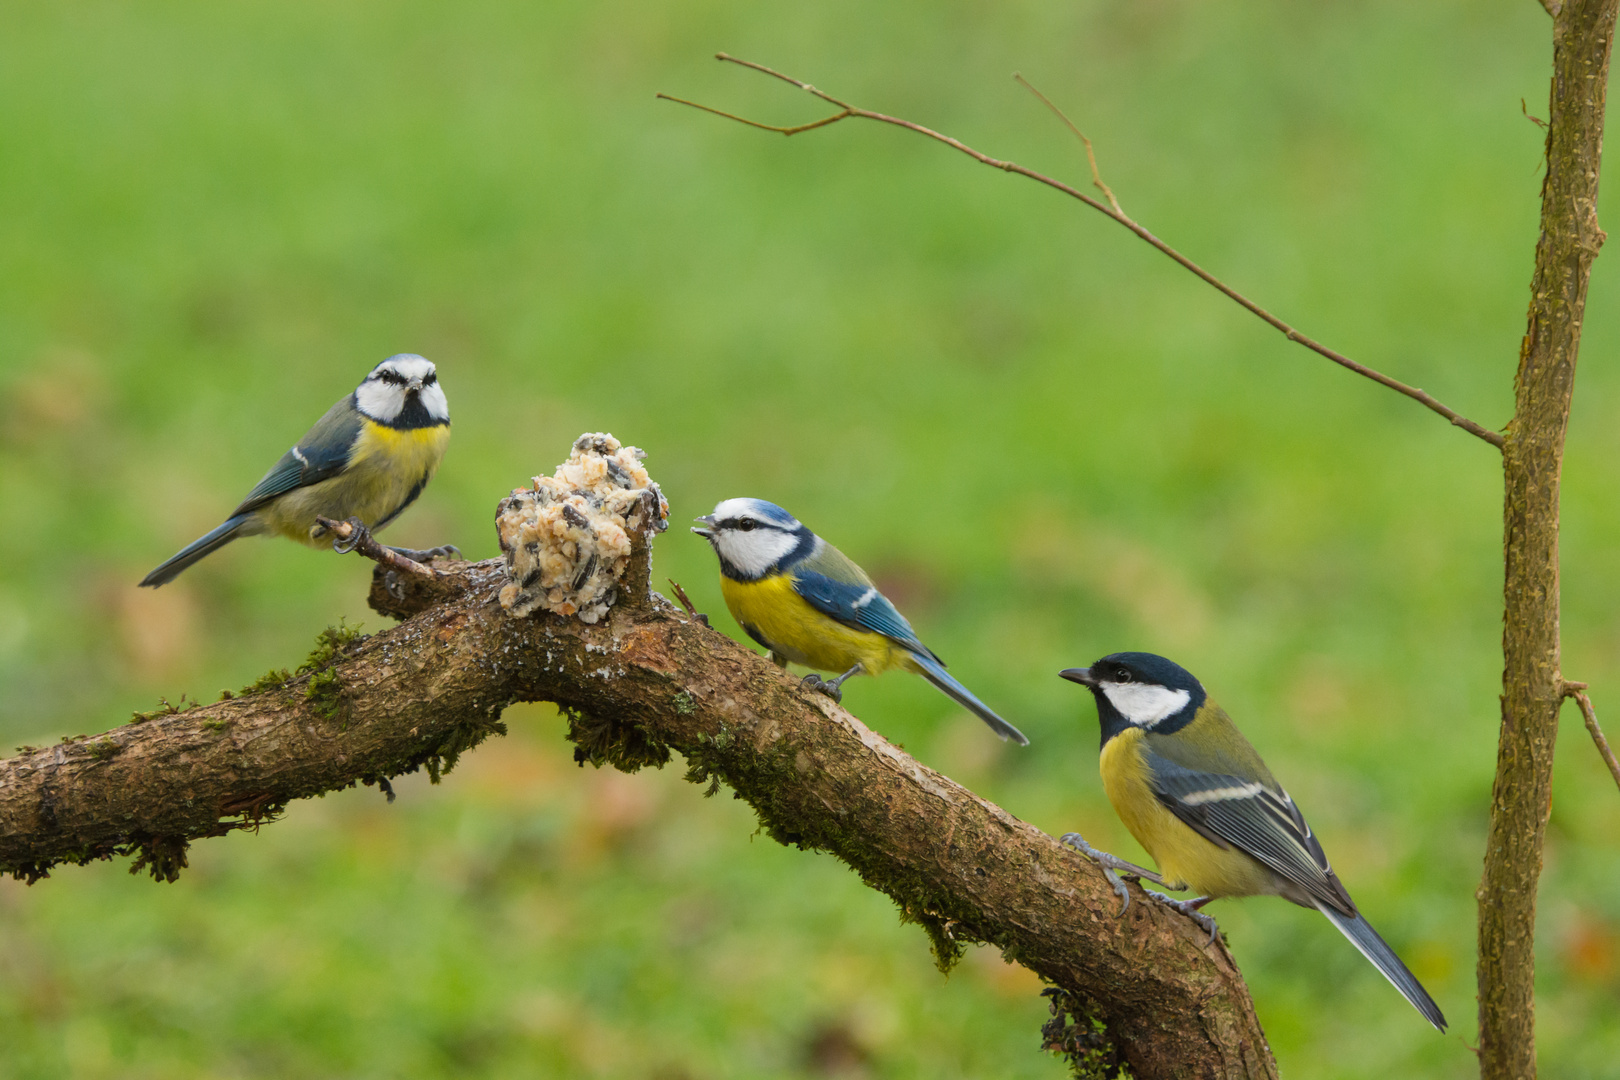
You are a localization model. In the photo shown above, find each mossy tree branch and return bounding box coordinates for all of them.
[0,526,1276,1079]
[664,30,1620,1075]
[1480,3,1618,1076]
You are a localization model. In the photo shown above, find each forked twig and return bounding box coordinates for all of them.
[1564,681,1620,793]
[1013,73,1125,218]
[659,54,1505,450]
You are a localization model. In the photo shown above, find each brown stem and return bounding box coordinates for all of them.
[1480,3,1617,1077]
[315,515,440,578]
[1012,73,1126,217]
[1564,682,1620,793]
[658,54,1506,449]
[0,534,1276,1079]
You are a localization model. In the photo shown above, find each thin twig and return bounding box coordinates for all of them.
[661,54,1506,450]
[1564,681,1620,793]
[1014,73,1125,217]
[315,516,438,579]
[654,93,851,135]
[666,578,709,626]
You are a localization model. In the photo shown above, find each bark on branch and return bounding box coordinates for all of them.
[0,472,1276,1078]
[1480,2,1618,1077]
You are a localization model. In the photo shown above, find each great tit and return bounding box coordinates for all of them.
[1059,652,1445,1031]
[140,355,452,587]
[694,498,1028,744]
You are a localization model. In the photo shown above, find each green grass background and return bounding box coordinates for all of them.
[2,0,1618,1076]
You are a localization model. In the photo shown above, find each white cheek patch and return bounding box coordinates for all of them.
[1100,682,1192,728]
[715,528,798,578]
[355,375,449,423]
[419,382,450,421]
[355,380,402,422]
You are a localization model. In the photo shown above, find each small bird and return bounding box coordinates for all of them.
[140,355,452,587]
[1058,652,1445,1031]
[693,498,1027,744]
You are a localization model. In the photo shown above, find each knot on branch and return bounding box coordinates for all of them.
[496,433,669,622]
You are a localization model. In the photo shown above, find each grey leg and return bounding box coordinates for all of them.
[1145,891,1219,945]
[387,543,463,561]
[1059,832,1165,915]
[802,664,863,704]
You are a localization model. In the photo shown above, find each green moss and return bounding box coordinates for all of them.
[681,728,732,798]
[125,835,190,884]
[236,623,363,700]
[4,833,197,886]
[87,739,120,761]
[672,690,696,715]
[420,713,508,783]
[1039,989,1125,1079]
[240,667,293,696]
[129,697,184,723]
[297,620,365,676]
[564,705,670,773]
[202,718,231,734]
[305,667,344,720]
[281,620,367,721]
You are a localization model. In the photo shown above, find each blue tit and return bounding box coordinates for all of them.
[1058,652,1446,1032]
[693,498,1028,745]
[140,354,452,587]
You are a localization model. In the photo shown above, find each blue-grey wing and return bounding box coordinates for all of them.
[1146,751,1353,913]
[232,396,361,516]
[789,540,935,657]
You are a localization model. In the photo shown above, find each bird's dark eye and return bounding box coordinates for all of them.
[423,372,437,386]
[738,519,757,531]
[1115,669,1133,683]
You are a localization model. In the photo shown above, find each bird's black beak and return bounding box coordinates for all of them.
[691,514,716,539]
[1059,667,1098,687]
[405,377,424,394]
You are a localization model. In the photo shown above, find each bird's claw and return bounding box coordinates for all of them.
[1060,832,1132,916]
[331,517,370,554]
[1145,890,1219,945]
[800,673,842,704]
[387,543,462,562]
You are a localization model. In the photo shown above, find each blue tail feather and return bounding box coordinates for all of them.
[1316,901,1447,1031]
[139,515,251,587]
[908,650,1029,745]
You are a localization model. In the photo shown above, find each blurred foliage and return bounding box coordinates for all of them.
[1,0,1618,1076]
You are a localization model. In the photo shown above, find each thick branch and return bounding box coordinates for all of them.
[658,54,1505,449]
[1481,2,1617,1077]
[0,551,1275,1079]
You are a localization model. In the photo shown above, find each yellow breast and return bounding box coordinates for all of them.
[1099,728,1277,898]
[719,573,910,675]
[263,421,450,547]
